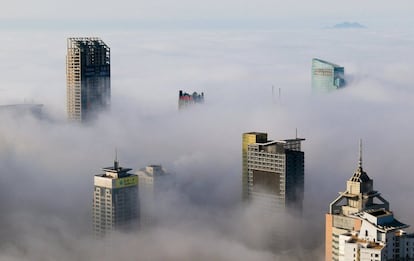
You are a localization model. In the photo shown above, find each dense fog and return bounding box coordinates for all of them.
[0,27,413,260]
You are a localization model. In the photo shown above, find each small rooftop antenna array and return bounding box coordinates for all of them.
[279,88,281,102]
[358,139,363,169]
[114,148,119,170]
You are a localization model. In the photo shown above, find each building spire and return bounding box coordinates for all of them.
[114,148,119,170]
[358,139,363,169]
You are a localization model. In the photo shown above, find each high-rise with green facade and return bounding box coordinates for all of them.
[93,160,139,237]
[312,58,345,92]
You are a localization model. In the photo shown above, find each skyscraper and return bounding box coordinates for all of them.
[66,37,110,122]
[93,159,139,237]
[136,165,169,227]
[242,132,305,213]
[312,58,345,92]
[325,142,414,261]
[178,90,204,110]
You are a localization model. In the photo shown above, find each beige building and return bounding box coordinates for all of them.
[326,142,414,261]
[66,37,110,122]
[93,160,139,237]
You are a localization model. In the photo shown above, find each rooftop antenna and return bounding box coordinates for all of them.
[272,85,275,101]
[279,88,281,102]
[114,148,119,170]
[295,128,298,139]
[358,139,363,169]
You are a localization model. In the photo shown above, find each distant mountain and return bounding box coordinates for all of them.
[333,22,366,29]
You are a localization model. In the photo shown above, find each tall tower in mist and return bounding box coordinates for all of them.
[242,132,305,213]
[93,159,139,237]
[325,142,414,261]
[136,165,170,227]
[312,58,345,92]
[66,37,110,122]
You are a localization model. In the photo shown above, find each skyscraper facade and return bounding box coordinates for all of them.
[136,165,169,227]
[93,160,139,237]
[242,132,268,201]
[67,37,110,122]
[325,143,414,261]
[242,132,305,213]
[312,58,345,92]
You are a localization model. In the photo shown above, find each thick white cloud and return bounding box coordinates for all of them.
[0,26,414,260]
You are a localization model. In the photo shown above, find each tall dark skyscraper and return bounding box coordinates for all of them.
[66,37,110,122]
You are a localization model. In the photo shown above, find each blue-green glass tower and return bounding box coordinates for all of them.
[312,58,345,92]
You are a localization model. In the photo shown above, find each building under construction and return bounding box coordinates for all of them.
[66,37,110,122]
[178,90,204,110]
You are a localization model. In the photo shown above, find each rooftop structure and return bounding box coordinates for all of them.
[312,58,345,92]
[325,141,414,261]
[178,90,204,109]
[67,37,110,122]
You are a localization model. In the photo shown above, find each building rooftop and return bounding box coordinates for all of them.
[342,233,385,249]
[68,37,109,48]
[352,210,409,232]
[96,172,135,179]
[313,58,343,68]
[244,132,268,135]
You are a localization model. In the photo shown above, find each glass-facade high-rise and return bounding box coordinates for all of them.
[312,58,345,92]
[67,37,110,122]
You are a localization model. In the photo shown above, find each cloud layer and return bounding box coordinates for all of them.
[0,27,414,260]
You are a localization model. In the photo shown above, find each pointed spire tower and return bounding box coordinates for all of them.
[329,140,389,216]
[347,139,372,193]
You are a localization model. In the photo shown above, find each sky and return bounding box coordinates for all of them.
[1,0,413,30]
[0,1,414,261]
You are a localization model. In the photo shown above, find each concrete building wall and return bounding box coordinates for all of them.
[242,132,268,201]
